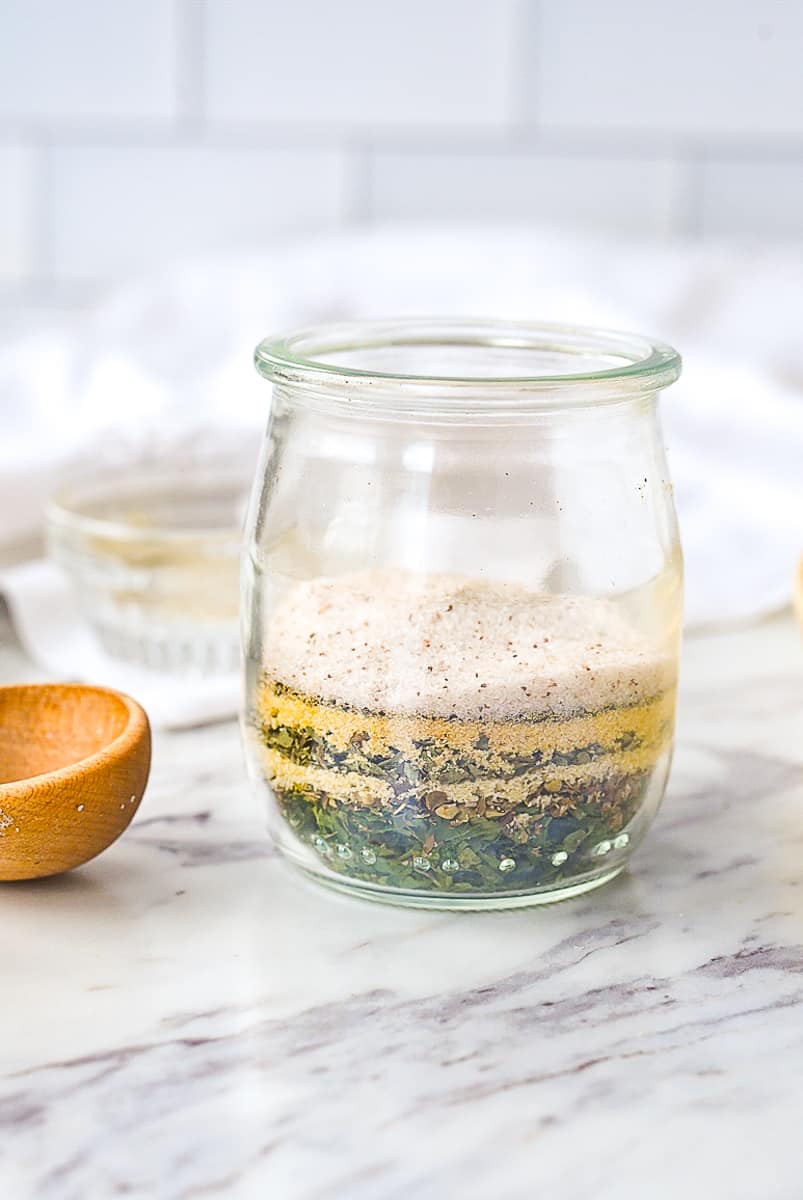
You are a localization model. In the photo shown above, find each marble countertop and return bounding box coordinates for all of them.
[2,609,802,1200]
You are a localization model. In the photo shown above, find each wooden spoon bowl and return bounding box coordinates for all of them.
[0,683,151,881]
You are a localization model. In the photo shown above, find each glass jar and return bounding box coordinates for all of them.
[242,319,682,909]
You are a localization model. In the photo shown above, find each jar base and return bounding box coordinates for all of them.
[278,847,627,911]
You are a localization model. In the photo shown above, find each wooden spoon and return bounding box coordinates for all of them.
[0,683,151,881]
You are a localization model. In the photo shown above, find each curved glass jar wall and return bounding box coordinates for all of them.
[242,320,683,909]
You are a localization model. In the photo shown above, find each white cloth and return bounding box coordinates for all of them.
[1,225,801,723]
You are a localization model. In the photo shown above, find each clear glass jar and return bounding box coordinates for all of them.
[242,320,682,910]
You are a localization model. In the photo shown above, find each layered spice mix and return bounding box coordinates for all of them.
[251,571,676,895]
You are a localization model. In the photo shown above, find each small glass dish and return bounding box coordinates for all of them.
[46,448,254,676]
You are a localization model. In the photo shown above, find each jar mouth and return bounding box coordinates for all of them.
[254,318,681,413]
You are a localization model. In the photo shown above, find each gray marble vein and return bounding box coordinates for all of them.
[2,611,802,1200]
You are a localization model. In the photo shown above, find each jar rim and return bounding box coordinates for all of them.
[254,318,681,412]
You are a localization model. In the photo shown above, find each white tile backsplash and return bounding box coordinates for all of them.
[369,148,681,235]
[0,0,178,123]
[699,159,803,239]
[533,0,803,137]
[1,0,803,294]
[47,145,351,281]
[0,143,35,281]
[204,0,517,129]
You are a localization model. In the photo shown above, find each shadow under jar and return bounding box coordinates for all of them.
[242,319,683,910]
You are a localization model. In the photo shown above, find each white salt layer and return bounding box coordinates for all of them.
[264,570,674,721]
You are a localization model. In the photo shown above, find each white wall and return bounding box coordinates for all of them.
[1,0,802,298]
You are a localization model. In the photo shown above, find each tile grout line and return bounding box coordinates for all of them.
[175,0,206,137]
[2,117,803,160]
[508,0,539,134]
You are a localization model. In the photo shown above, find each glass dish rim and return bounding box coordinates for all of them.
[45,498,243,547]
[44,461,249,547]
[254,317,682,411]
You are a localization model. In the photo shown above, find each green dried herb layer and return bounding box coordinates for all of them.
[274,770,647,895]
